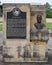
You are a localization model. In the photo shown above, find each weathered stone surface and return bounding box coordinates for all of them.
[3,3,48,62]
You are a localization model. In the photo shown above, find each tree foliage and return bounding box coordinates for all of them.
[45,2,52,18]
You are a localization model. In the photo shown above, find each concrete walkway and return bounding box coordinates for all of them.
[46,18,52,23]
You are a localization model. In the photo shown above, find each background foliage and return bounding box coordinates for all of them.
[45,2,52,18]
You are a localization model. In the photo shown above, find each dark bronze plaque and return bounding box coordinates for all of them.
[7,10,26,39]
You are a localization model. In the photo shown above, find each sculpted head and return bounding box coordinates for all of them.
[37,15,42,23]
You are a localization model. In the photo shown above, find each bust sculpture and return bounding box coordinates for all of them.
[34,15,45,29]
[30,15,49,41]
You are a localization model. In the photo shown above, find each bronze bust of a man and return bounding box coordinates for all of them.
[34,15,45,29]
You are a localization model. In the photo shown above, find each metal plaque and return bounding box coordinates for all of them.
[7,10,26,39]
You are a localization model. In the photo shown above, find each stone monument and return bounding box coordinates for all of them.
[3,3,49,62]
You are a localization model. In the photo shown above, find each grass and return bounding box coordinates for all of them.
[46,23,52,29]
[0,24,2,31]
